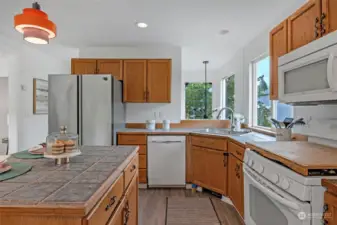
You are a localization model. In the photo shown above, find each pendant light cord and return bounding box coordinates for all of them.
[203,61,209,119]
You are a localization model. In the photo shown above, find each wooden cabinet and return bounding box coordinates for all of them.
[124,176,138,225]
[287,0,322,51]
[97,59,123,80]
[123,60,147,103]
[147,59,171,103]
[71,59,97,74]
[323,192,337,224]
[269,20,288,100]
[123,59,172,103]
[118,134,147,184]
[322,0,337,35]
[206,149,227,195]
[228,154,244,218]
[71,59,123,80]
[192,146,208,187]
[191,135,228,195]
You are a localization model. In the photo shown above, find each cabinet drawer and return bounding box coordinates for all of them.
[139,145,147,155]
[118,134,147,145]
[139,169,147,183]
[139,155,147,169]
[124,155,138,189]
[228,141,245,161]
[86,174,124,225]
[191,136,227,151]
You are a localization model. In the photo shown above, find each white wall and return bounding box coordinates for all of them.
[0,36,79,153]
[79,45,182,122]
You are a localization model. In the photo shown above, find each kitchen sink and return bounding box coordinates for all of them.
[197,128,251,136]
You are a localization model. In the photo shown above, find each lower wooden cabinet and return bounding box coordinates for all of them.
[191,145,228,195]
[323,191,337,224]
[228,154,244,218]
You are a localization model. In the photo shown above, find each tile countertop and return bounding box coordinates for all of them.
[117,128,275,145]
[0,146,138,215]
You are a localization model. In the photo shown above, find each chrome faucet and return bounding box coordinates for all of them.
[216,107,235,130]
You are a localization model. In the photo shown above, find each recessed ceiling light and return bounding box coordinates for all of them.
[219,29,229,35]
[136,22,148,28]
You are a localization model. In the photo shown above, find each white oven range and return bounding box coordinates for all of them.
[244,149,336,225]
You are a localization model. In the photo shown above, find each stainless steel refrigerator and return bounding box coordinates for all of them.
[48,75,125,145]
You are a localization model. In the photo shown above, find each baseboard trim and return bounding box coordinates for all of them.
[139,183,148,189]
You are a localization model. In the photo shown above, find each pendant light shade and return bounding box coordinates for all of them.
[14,2,56,44]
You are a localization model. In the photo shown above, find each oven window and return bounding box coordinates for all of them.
[250,185,288,225]
[284,59,329,94]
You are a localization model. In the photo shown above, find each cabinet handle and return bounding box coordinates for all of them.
[223,152,229,167]
[143,91,146,100]
[147,90,150,101]
[130,164,137,172]
[320,13,326,35]
[315,17,320,38]
[105,196,117,211]
[236,150,242,156]
[323,204,329,213]
[124,201,130,225]
[323,219,329,225]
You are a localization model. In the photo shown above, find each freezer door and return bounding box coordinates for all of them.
[81,75,112,145]
[48,75,78,134]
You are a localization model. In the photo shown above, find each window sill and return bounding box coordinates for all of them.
[249,126,276,137]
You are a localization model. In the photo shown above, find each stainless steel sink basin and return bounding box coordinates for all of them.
[197,128,251,136]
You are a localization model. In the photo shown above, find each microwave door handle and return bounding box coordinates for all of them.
[328,53,337,91]
[243,168,300,211]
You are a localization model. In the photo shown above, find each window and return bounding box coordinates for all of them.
[221,75,235,119]
[251,56,292,128]
[185,82,212,119]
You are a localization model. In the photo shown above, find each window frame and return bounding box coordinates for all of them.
[220,74,235,119]
[250,54,293,130]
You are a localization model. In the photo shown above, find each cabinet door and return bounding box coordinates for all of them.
[124,175,138,225]
[269,20,288,100]
[107,199,125,225]
[228,154,244,218]
[192,146,208,187]
[123,60,147,103]
[322,0,337,35]
[147,59,171,103]
[288,0,321,51]
[97,59,123,80]
[324,192,337,224]
[71,59,97,74]
[206,149,227,195]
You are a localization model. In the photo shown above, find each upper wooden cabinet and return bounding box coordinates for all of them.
[123,60,147,103]
[147,59,172,103]
[97,59,123,80]
[269,20,288,100]
[71,59,123,80]
[123,59,172,103]
[71,59,97,74]
[287,0,322,52]
[322,0,337,35]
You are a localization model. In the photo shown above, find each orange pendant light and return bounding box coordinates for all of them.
[14,2,56,44]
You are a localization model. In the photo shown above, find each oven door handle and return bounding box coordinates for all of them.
[243,168,300,211]
[328,53,337,91]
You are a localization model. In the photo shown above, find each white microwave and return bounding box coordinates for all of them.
[278,31,337,105]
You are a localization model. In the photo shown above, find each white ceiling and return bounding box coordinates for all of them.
[1,0,305,71]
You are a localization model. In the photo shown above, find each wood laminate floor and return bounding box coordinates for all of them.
[139,189,245,225]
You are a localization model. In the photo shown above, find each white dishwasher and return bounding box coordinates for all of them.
[148,136,186,187]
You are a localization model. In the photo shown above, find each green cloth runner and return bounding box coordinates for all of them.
[12,150,44,159]
[0,162,32,181]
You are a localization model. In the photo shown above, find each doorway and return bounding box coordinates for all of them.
[0,77,8,154]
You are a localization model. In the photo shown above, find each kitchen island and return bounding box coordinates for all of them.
[0,145,139,225]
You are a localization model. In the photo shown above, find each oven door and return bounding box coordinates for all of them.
[244,166,311,225]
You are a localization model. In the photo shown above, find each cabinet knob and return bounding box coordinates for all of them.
[130,164,137,172]
[105,196,117,211]
[323,204,329,213]
[124,201,130,225]
[315,17,320,38]
[320,13,326,35]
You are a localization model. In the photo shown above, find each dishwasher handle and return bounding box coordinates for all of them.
[150,141,184,144]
